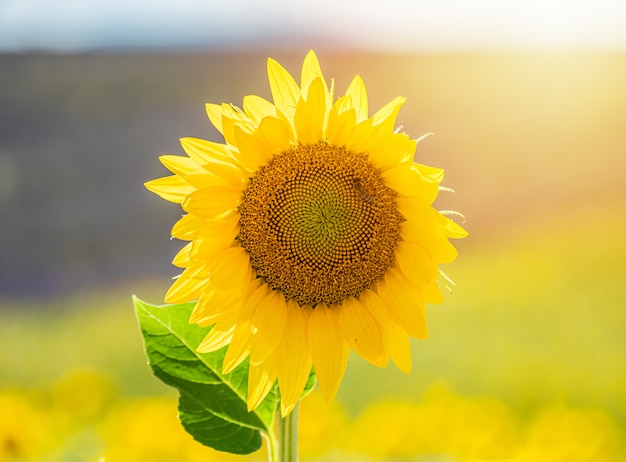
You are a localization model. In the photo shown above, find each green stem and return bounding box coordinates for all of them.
[277,403,299,462]
[264,430,278,462]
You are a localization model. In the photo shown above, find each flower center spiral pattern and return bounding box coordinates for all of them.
[239,142,403,306]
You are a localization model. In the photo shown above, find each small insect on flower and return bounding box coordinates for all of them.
[145,50,467,417]
[353,177,373,203]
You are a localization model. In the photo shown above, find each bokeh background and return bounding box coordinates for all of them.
[1,1,626,461]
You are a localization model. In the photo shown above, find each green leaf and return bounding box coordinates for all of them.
[302,368,317,399]
[133,296,278,454]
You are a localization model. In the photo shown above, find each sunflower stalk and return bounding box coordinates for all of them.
[277,403,299,462]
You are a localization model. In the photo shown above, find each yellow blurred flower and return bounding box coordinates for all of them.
[100,397,264,462]
[517,406,623,462]
[345,386,519,460]
[146,50,466,416]
[51,369,116,428]
[0,389,59,461]
[298,390,350,458]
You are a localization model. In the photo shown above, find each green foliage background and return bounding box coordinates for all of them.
[1,202,625,460]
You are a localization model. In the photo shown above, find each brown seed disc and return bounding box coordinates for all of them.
[238,142,403,306]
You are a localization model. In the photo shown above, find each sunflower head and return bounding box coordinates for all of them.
[145,50,467,416]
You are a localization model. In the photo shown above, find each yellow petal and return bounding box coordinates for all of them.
[220,106,239,147]
[233,125,274,171]
[388,326,413,373]
[395,196,440,227]
[172,242,193,268]
[382,165,439,200]
[222,319,252,374]
[250,290,288,365]
[267,57,300,117]
[423,281,444,304]
[209,247,251,291]
[220,280,265,373]
[247,354,277,412]
[172,214,203,241]
[189,284,216,323]
[202,162,247,187]
[277,300,313,416]
[344,75,368,122]
[439,213,469,239]
[196,321,235,353]
[171,212,239,241]
[226,102,253,125]
[394,240,438,287]
[294,78,326,144]
[275,107,297,142]
[240,282,271,321]
[345,117,377,154]
[158,155,215,189]
[308,303,349,402]
[159,154,204,175]
[327,104,356,148]
[205,103,223,134]
[164,265,208,304]
[379,268,428,339]
[397,207,459,265]
[300,50,323,92]
[300,50,332,114]
[190,283,241,326]
[144,175,194,204]
[257,116,293,153]
[180,137,234,166]
[190,235,236,263]
[360,289,412,374]
[371,96,406,132]
[243,94,276,125]
[217,283,264,373]
[336,296,387,368]
[412,163,444,184]
[217,104,255,148]
[334,94,353,114]
[367,133,416,172]
[181,184,242,219]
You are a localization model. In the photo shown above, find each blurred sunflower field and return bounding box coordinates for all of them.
[1,51,625,461]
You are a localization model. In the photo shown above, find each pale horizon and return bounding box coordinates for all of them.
[1,0,626,53]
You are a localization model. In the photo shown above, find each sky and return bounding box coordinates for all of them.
[1,0,626,52]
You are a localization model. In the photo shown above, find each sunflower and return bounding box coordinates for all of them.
[145,50,467,417]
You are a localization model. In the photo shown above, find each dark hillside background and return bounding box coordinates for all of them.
[1,51,625,298]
